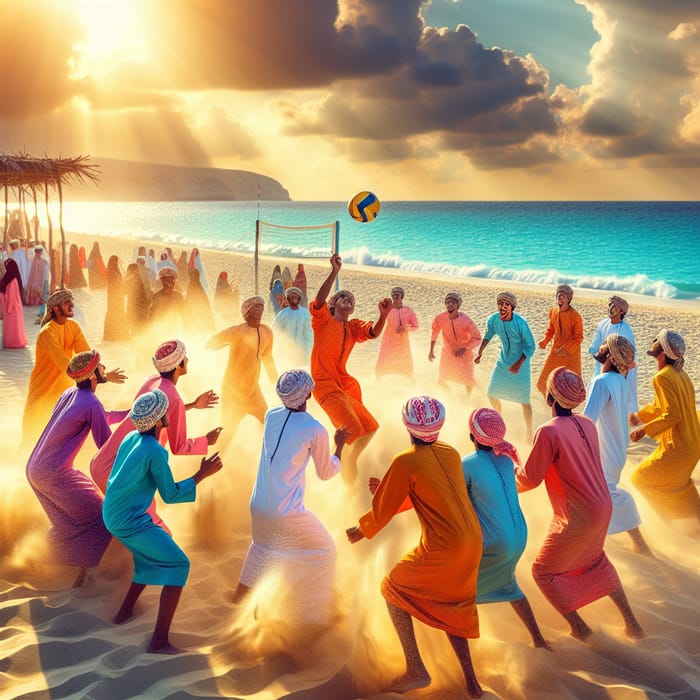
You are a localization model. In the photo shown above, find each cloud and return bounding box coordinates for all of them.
[196,107,261,160]
[0,0,85,118]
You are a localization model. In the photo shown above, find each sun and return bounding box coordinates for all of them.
[71,0,145,74]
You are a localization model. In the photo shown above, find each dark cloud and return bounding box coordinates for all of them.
[0,0,84,118]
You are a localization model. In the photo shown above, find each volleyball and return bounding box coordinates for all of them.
[348,191,381,222]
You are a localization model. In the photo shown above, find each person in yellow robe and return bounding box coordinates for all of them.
[347,396,484,698]
[536,284,584,397]
[630,330,700,522]
[21,289,126,450]
[206,295,278,446]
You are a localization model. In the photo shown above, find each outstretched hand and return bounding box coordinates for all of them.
[197,451,223,481]
[105,368,127,384]
[378,297,392,314]
[193,390,219,409]
[206,426,223,445]
[334,426,351,451]
[346,525,365,544]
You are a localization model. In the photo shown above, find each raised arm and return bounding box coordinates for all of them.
[313,253,342,310]
[369,298,393,338]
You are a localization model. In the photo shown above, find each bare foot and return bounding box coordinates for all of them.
[72,568,87,588]
[466,678,484,698]
[569,622,593,641]
[386,671,432,693]
[113,609,135,624]
[625,621,645,639]
[147,641,186,655]
[533,637,553,651]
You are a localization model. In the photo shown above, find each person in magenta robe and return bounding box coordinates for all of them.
[0,258,28,348]
[25,350,129,587]
[515,367,644,641]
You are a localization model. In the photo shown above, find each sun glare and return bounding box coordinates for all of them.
[72,0,145,73]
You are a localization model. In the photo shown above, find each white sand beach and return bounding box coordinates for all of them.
[1,230,699,700]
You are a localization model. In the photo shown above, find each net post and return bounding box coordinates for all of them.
[334,220,340,291]
[254,219,260,295]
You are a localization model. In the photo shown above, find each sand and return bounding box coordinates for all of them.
[1,230,699,700]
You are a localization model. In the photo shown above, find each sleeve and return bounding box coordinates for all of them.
[164,393,208,455]
[105,409,131,425]
[463,315,482,350]
[261,327,278,382]
[150,445,197,504]
[350,318,376,343]
[588,321,604,357]
[638,373,680,439]
[519,316,536,358]
[483,313,496,342]
[71,322,90,354]
[562,309,585,354]
[206,326,233,351]
[582,380,608,424]
[90,404,115,449]
[359,456,412,539]
[407,308,419,330]
[38,326,74,371]
[430,314,441,342]
[310,301,330,332]
[539,308,555,347]
[302,309,313,351]
[310,425,341,481]
[515,427,553,492]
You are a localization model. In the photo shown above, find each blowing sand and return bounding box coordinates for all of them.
[1,230,699,699]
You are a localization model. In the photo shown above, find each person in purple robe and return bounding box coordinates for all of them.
[25,350,130,587]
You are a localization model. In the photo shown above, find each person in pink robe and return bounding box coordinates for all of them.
[0,259,28,348]
[375,286,419,378]
[515,367,644,641]
[429,291,481,394]
[90,339,222,531]
[25,246,49,306]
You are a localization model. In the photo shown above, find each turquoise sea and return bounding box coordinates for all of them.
[56,200,700,300]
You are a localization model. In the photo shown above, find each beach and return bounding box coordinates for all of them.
[1,230,699,700]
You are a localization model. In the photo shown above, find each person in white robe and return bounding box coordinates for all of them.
[272,287,313,370]
[583,333,650,555]
[234,369,348,625]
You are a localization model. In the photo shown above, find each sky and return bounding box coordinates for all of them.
[0,0,698,201]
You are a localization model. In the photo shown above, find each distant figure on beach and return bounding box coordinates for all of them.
[272,286,313,370]
[375,286,419,379]
[20,289,115,448]
[347,397,484,698]
[87,241,108,289]
[125,263,151,339]
[310,254,391,482]
[188,247,209,294]
[68,244,87,289]
[26,350,129,588]
[104,389,223,654]
[91,339,221,531]
[184,266,215,335]
[536,285,583,398]
[515,367,644,641]
[0,258,28,349]
[234,370,348,627]
[461,408,550,648]
[475,291,536,440]
[588,295,638,412]
[293,263,308,306]
[583,334,650,554]
[206,295,278,445]
[175,250,189,289]
[103,255,128,342]
[630,331,700,524]
[149,265,185,333]
[8,238,30,287]
[25,246,49,313]
[429,291,480,393]
[213,271,239,315]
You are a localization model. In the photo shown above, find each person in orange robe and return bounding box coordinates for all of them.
[630,330,700,522]
[347,396,483,698]
[536,284,584,397]
[21,289,126,451]
[515,367,644,641]
[310,254,391,482]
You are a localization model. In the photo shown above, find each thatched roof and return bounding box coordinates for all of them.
[0,153,100,189]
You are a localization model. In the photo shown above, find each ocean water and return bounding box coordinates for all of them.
[54,200,700,299]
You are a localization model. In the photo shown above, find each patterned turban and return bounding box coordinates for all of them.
[41,288,74,326]
[130,389,169,432]
[546,367,586,409]
[391,286,405,297]
[67,350,100,383]
[241,295,265,317]
[153,339,186,373]
[276,369,315,409]
[402,396,446,443]
[444,291,462,305]
[469,408,521,465]
[606,333,636,374]
[158,264,178,279]
[328,289,355,310]
[659,329,686,371]
[497,291,517,309]
[608,295,629,315]
[284,286,303,300]
[556,284,574,301]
